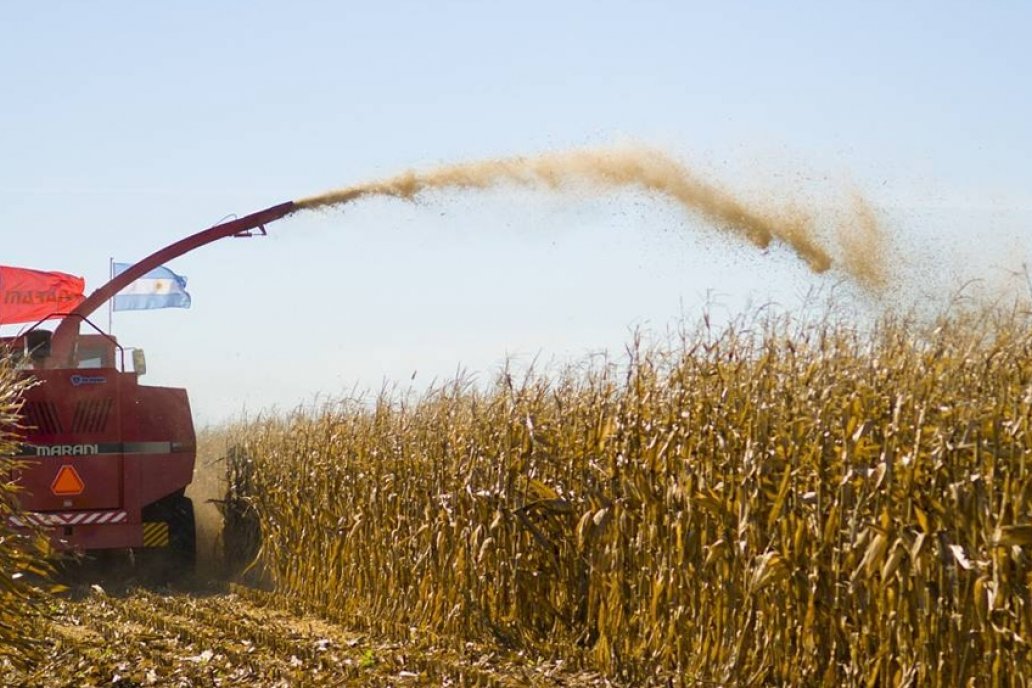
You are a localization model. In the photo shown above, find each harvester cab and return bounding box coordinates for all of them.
[4,201,297,579]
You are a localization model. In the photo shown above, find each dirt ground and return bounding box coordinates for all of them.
[5,580,615,687]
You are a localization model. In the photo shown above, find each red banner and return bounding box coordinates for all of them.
[0,265,85,325]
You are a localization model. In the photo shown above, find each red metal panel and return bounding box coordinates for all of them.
[120,382,195,509]
[15,368,123,512]
[18,457,121,510]
[58,523,140,550]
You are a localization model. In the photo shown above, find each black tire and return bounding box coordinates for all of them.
[166,495,197,576]
[138,493,196,586]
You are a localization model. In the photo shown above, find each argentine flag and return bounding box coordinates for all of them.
[112,263,191,311]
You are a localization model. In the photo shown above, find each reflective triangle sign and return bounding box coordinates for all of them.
[51,465,85,496]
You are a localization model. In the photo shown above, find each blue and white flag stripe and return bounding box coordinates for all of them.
[112,263,191,311]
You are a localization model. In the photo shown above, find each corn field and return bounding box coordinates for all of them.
[225,307,1032,685]
[0,355,54,669]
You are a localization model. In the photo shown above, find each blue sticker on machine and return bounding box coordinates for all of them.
[70,375,107,386]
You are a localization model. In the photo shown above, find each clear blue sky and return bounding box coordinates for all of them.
[3,2,1030,423]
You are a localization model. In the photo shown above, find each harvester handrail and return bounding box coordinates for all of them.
[22,312,126,371]
[48,201,297,368]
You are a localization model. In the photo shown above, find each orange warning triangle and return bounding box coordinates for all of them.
[51,465,85,496]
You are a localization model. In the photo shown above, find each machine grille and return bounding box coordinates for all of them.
[21,401,62,435]
[72,398,113,434]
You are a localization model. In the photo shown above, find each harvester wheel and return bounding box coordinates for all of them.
[166,495,197,576]
[138,493,196,586]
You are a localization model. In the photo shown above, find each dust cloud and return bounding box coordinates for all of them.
[836,193,889,292]
[296,145,891,288]
[186,431,232,581]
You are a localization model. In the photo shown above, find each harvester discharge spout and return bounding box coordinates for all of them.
[47,201,298,368]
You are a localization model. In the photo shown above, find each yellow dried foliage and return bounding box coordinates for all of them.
[0,355,53,669]
[224,307,1032,685]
